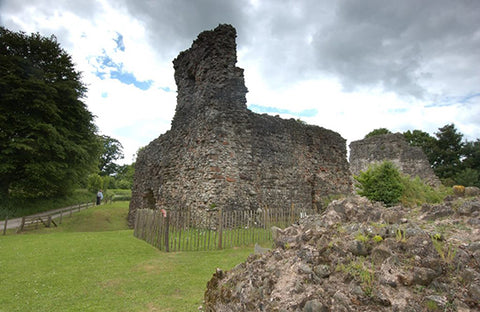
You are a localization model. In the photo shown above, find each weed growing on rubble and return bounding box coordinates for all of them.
[431,235,457,264]
[336,257,375,297]
[354,233,369,243]
[395,228,407,243]
[372,235,383,243]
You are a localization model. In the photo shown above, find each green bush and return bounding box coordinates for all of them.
[116,179,132,189]
[400,176,450,207]
[355,161,453,208]
[354,161,404,206]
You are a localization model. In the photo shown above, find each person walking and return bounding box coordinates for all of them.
[96,190,103,205]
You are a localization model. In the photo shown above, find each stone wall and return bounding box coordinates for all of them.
[349,133,441,186]
[128,25,352,226]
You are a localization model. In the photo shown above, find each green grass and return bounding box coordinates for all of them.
[1,189,132,220]
[0,202,253,311]
[37,201,131,233]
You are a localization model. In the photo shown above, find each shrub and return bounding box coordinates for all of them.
[356,162,452,208]
[354,161,404,206]
[400,176,450,207]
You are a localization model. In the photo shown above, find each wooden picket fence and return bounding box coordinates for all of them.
[133,207,314,252]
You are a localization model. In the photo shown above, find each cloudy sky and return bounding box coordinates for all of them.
[1,0,479,164]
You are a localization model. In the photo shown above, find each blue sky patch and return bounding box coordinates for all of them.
[248,104,318,118]
[114,32,125,52]
[96,53,116,69]
[111,70,153,90]
[388,108,408,113]
[426,92,480,108]
[459,92,480,104]
[92,49,153,90]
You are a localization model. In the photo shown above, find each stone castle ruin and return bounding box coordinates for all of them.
[128,25,353,225]
[349,133,441,186]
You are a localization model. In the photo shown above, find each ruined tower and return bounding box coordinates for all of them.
[349,133,441,186]
[128,25,352,226]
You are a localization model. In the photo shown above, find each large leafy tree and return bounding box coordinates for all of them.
[403,124,478,186]
[432,124,464,181]
[457,139,480,187]
[403,129,437,165]
[98,135,124,176]
[0,27,100,200]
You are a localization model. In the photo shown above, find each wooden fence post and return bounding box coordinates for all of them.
[17,217,26,233]
[217,209,223,250]
[164,211,170,252]
[2,215,7,235]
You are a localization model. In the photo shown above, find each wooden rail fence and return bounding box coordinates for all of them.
[16,202,93,233]
[134,207,314,252]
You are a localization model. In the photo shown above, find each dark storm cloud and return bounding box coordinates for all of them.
[122,0,478,102]
[310,0,480,99]
[121,0,249,60]
[2,0,479,102]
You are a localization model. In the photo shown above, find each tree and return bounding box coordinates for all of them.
[455,168,479,187]
[364,128,392,139]
[403,130,437,165]
[458,139,480,187]
[98,135,124,176]
[0,27,100,200]
[115,164,134,189]
[431,124,464,182]
[462,139,480,171]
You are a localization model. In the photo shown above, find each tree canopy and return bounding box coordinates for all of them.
[0,27,100,200]
[365,125,480,187]
[364,128,392,139]
[431,124,464,181]
[98,135,124,176]
[403,124,479,187]
[403,129,437,165]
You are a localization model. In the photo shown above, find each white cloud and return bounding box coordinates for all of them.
[1,0,479,166]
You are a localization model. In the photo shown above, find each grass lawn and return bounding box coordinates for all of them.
[0,202,252,311]
[41,201,131,233]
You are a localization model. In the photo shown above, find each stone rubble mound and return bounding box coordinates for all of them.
[203,195,480,312]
